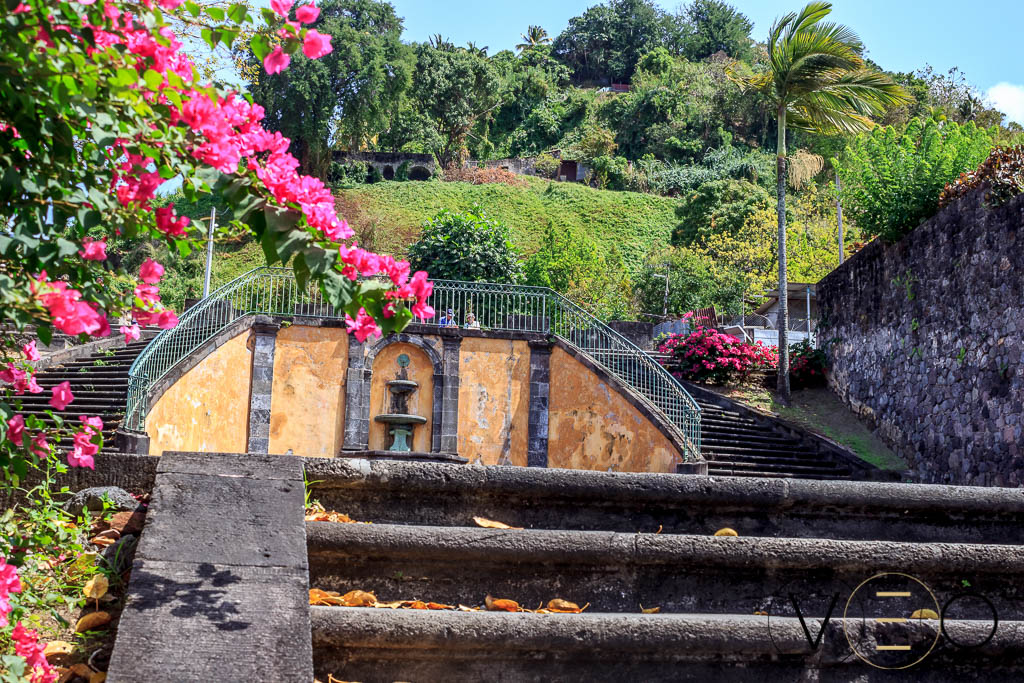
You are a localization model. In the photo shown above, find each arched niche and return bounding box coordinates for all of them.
[366,338,441,453]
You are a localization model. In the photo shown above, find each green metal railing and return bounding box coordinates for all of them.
[126,268,701,460]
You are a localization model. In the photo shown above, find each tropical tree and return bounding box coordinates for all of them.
[735,1,908,401]
[517,26,552,52]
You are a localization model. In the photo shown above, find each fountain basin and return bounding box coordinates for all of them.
[374,413,428,425]
[386,379,419,393]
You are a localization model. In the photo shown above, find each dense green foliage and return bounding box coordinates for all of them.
[634,247,745,318]
[837,120,994,240]
[408,207,523,283]
[247,0,411,177]
[673,179,771,245]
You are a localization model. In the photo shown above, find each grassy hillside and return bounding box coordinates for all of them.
[158,177,681,309]
[336,177,680,270]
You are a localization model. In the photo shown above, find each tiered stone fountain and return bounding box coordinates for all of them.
[374,354,427,452]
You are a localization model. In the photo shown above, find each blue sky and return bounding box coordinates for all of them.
[388,0,1024,124]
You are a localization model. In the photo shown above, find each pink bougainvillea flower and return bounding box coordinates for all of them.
[302,29,332,58]
[120,323,141,343]
[78,236,107,261]
[156,309,179,329]
[49,381,74,411]
[158,0,184,8]
[345,308,381,343]
[22,340,41,361]
[155,204,190,237]
[13,3,30,13]
[270,0,293,16]
[263,46,290,75]
[12,622,56,683]
[0,559,22,627]
[295,3,320,22]
[139,258,164,284]
[67,447,95,469]
[5,415,25,447]
[80,415,104,433]
[29,433,49,458]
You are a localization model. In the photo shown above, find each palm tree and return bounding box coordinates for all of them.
[516,25,551,52]
[736,2,908,402]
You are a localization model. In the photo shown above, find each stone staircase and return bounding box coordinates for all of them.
[682,383,878,481]
[16,335,157,443]
[304,458,1024,681]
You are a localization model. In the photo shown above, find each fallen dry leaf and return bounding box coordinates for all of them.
[753,610,768,616]
[89,536,117,548]
[641,606,661,614]
[340,590,377,607]
[485,595,519,612]
[67,552,99,580]
[713,528,739,537]
[69,664,93,678]
[406,600,428,610]
[43,641,74,659]
[546,599,582,613]
[309,589,346,606]
[426,602,452,610]
[473,516,521,530]
[89,673,107,683]
[84,575,109,602]
[75,611,111,632]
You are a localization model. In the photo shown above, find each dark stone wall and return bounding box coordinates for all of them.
[818,190,1024,486]
[607,321,654,350]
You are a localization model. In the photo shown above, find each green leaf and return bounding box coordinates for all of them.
[228,3,248,23]
[250,34,270,62]
[143,69,163,91]
[184,1,201,17]
[205,6,225,21]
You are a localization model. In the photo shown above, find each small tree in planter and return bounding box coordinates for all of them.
[657,321,777,385]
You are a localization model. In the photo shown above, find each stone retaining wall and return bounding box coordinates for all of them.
[818,190,1024,486]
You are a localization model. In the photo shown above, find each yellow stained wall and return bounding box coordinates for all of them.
[548,346,680,473]
[268,324,348,457]
[368,342,434,452]
[457,338,530,466]
[147,330,252,456]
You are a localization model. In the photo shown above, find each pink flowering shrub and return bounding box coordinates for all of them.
[0,0,431,674]
[789,339,829,389]
[657,322,778,385]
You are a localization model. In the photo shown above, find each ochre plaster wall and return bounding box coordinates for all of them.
[147,330,252,456]
[368,342,434,452]
[548,346,679,473]
[268,324,348,457]
[457,338,530,466]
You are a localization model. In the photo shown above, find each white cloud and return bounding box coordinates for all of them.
[986,82,1024,126]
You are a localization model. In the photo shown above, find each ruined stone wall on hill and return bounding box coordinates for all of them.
[818,191,1024,486]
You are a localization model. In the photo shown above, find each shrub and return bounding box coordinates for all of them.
[940,146,1024,208]
[836,119,994,241]
[328,160,369,187]
[534,153,561,179]
[395,160,412,181]
[408,206,523,283]
[657,322,778,385]
[367,165,383,184]
[789,339,828,389]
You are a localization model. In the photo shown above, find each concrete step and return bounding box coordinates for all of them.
[310,608,1024,682]
[305,460,1024,544]
[307,522,1024,620]
[707,468,853,481]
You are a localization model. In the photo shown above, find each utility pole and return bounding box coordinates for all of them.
[835,173,845,265]
[651,272,670,318]
[203,207,216,298]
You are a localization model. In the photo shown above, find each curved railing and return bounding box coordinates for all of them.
[126,268,702,460]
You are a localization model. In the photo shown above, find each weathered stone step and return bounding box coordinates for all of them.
[699,422,786,439]
[707,468,851,481]
[703,453,846,470]
[304,459,1024,544]
[701,433,801,448]
[311,608,1024,682]
[306,522,1024,619]
[705,459,851,477]
[702,443,823,458]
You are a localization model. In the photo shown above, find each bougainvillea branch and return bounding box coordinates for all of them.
[0,0,432,674]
